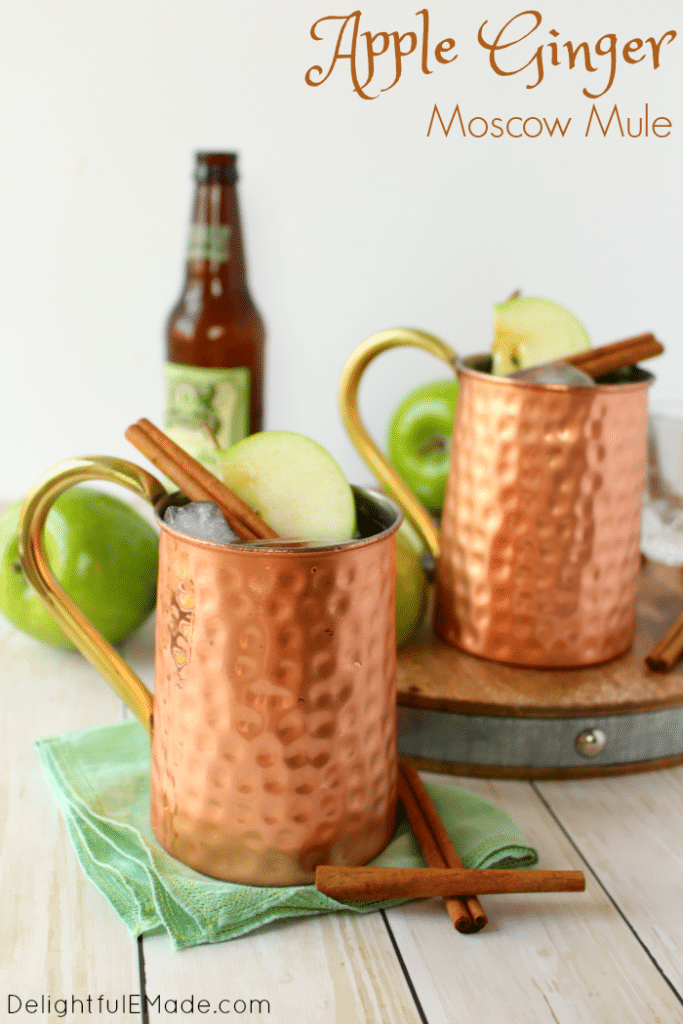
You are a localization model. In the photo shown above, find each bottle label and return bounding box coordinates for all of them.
[164,363,250,471]
[187,224,231,263]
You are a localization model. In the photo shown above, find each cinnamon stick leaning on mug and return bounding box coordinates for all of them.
[645,610,683,672]
[125,418,278,541]
[398,761,487,932]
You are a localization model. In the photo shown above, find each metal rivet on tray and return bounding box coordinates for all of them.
[575,728,607,758]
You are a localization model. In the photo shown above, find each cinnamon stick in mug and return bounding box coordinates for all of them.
[566,333,662,378]
[125,418,277,541]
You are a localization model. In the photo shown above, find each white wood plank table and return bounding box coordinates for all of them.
[3,613,683,1024]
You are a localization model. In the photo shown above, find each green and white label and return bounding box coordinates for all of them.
[164,363,250,472]
[187,224,232,263]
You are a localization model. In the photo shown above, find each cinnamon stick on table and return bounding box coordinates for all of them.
[398,761,487,933]
[646,609,683,672]
[125,418,278,542]
[315,865,585,902]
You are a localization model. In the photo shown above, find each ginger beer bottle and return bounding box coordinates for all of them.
[164,152,265,470]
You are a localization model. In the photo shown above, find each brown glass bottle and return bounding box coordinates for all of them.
[164,152,265,469]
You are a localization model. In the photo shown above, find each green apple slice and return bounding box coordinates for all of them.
[217,430,356,542]
[492,295,591,376]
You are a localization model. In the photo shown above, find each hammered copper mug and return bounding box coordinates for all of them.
[339,328,653,668]
[17,456,401,885]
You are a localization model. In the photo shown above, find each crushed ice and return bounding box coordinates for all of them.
[164,502,239,545]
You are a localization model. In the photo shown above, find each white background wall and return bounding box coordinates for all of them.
[1,0,681,499]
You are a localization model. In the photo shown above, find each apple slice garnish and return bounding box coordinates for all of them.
[492,294,591,376]
[216,430,357,542]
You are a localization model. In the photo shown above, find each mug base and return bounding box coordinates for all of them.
[150,807,398,887]
[433,615,635,670]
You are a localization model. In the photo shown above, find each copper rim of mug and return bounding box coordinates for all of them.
[457,354,655,391]
[154,486,403,553]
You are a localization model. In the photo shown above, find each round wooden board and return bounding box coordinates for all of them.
[401,751,683,782]
[396,560,683,777]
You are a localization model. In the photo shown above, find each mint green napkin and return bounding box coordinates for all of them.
[35,720,538,948]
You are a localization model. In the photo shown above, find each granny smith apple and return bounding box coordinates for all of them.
[492,294,591,376]
[217,430,357,541]
[395,519,428,648]
[387,379,459,513]
[0,487,158,650]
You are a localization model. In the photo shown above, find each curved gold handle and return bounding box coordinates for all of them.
[17,456,168,735]
[338,328,458,560]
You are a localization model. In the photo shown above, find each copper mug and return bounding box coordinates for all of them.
[340,328,653,668]
[18,456,401,884]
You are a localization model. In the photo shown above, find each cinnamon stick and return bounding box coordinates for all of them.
[399,762,487,932]
[125,418,278,541]
[398,771,471,932]
[566,333,663,379]
[315,865,585,901]
[645,609,683,672]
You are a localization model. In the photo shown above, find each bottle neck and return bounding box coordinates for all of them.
[184,181,247,287]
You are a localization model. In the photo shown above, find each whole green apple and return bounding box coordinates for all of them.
[395,520,428,648]
[0,487,159,650]
[387,379,459,513]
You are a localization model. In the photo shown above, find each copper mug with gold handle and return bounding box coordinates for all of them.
[339,328,653,668]
[18,456,401,885]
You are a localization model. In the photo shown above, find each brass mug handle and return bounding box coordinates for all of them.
[17,456,168,735]
[338,328,458,561]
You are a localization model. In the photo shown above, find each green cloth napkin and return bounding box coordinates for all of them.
[35,720,538,949]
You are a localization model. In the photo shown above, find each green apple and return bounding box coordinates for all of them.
[492,294,591,376]
[387,379,459,512]
[217,430,356,541]
[0,487,158,650]
[395,519,428,648]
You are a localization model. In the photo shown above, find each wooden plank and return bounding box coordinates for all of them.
[536,765,683,993]
[401,750,683,781]
[384,772,683,1024]
[141,911,421,1024]
[0,617,148,1007]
